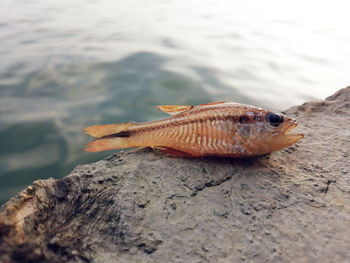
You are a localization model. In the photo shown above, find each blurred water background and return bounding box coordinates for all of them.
[1,0,350,205]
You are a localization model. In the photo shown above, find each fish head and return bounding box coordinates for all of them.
[236,109,304,156]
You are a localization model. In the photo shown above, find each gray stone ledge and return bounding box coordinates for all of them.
[1,87,350,263]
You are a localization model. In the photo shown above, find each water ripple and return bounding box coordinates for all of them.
[1,0,350,204]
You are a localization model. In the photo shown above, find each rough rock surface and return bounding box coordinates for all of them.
[1,87,350,263]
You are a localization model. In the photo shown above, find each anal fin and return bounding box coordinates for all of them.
[154,147,193,157]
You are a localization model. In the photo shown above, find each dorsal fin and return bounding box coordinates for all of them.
[156,105,193,115]
[200,101,225,106]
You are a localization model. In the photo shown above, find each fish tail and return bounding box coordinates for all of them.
[84,123,136,152]
[85,137,132,152]
[84,123,133,138]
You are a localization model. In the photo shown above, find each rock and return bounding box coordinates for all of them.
[1,87,350,263]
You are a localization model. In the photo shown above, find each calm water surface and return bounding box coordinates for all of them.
[1,0,350,204]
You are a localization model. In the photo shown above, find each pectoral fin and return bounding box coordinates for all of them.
[156,105,193,115]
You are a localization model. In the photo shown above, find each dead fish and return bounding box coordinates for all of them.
[84,102,303,157]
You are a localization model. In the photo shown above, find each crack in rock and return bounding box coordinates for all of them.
[190,174,234,197]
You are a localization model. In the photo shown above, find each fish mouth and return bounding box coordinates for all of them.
[280,120,304,140]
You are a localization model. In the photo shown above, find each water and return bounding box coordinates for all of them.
[1,0,350,205]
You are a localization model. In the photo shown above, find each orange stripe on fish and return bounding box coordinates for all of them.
[84,102,303,157]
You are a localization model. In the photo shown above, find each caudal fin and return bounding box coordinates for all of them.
[85,137,132,152]
[84,123,136,152]
[84,123,133,138]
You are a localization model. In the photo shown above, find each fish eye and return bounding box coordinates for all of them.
[266,112,284,127]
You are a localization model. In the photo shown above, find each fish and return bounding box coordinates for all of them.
[84,102,303,157]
